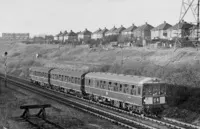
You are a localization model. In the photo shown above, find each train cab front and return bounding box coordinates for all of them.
[142,83,167,116]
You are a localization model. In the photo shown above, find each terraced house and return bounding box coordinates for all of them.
[91,28,102,40]
[62,30,68,42]
[167,21,193,40]
[105,26,117,36]
[58,31,63,41]
[151,21,172,40]
[78,28,92,41]
[121,24,137,40]
[189,25,200,40]
[65,30,78,42]
[113,25,126,36]
[133,22,154,40]
[98,27,108,39]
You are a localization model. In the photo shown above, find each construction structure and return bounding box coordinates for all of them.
[175,0,200,49]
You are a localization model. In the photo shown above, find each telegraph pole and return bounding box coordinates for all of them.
[120,45,123,73]
[4,52,8,87]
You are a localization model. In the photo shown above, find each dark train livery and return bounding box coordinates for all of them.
[29,67,167,115]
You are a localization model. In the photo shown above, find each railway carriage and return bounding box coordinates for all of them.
[84,72,166,114]
[29,67,51,87]
[29,66,167,115]
[49,69,87,94]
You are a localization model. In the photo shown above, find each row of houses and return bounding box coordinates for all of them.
[2,33,30,40]
[54,20,198,43]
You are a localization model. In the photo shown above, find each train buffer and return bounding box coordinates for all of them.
[19,104,65,129]
[20,104,51,119]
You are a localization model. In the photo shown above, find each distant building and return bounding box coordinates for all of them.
[45,35,54,43]
[54,31,63,41]
[2,33,29,40]
[91,28,102,40]
[121,24,137,39]
[62,31,68,42]
[78,28,92,41]
[58,31,64,41]
[189,25,200,40]
[151,21,172,40]
[105,26,117,36]
[66,30,78,42]
[113,25,126,35]
[54,33,60,40]
[98,27,108,39]
[167,20,193,40]
[133,22,154,40]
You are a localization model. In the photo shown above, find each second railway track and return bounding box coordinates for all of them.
[2,74,200,129]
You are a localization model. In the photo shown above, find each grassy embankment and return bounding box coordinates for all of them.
[0,41,200,124]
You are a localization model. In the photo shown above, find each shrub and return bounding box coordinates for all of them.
[10,52,20,57]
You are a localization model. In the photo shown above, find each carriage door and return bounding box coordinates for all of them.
[81,75,86,95]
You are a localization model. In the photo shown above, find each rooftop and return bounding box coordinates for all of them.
[151,21,172,31]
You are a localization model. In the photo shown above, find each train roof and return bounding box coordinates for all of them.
[30,67,52,73]
[85,72,164,85]
[51,68,87,78]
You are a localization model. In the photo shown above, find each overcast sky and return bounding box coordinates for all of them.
[0,0,196,36]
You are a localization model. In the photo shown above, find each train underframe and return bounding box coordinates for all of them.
[31,79,164,116]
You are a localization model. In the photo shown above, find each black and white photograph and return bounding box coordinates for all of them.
[0,0,200,129]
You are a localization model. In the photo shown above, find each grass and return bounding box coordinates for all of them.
[0,41,200,124]
[0,82,124,129]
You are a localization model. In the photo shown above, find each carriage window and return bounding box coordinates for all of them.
[120,84,123,92]
[77,78,80,84]
[90,79,93,86]
[88,79,91,86]
[68,76,70,82]
[64,76,67,81]
[76,78,80,84]
[138,87,141,95]
[96,80,100,88]
[160,84,166,95]
[79,78,81,84]
[66,76,69,82]
[70,77,73,83]
[153,85,160,95]
[74,77,77,84]
[123,84,129,93]
[102,81,106,89]
[131,85,136,95]
[144,85,152,95]
[72,77,75,83]
[114,83,118,91]
[108,82,112,90]
[99,81,103,89]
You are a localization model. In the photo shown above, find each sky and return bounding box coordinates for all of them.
[0,0,197,36]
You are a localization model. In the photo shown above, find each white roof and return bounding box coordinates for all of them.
[85,72,164,86]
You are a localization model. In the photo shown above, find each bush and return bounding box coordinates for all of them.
[10,52,20,57]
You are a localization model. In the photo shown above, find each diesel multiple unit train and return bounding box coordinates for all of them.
[29,67,167,115]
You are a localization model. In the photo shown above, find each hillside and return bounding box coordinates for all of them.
[1,41,200,125]
[0,41,200,87]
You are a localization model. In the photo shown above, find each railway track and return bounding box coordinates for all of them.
[13,116,64,129]
[3,75,155,129]
[2,74,200,129]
